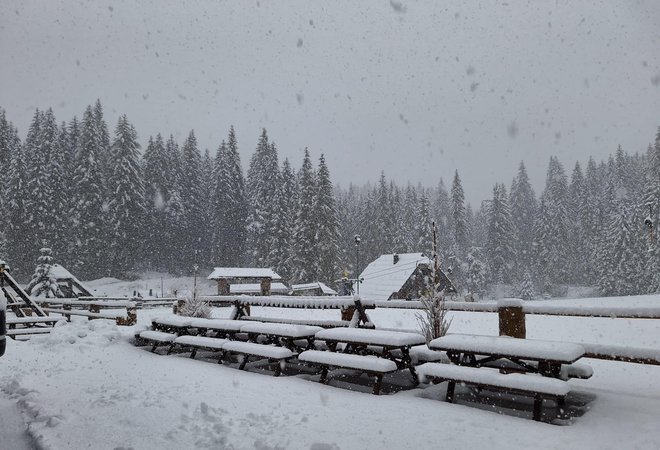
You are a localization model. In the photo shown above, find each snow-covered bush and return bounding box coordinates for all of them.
[177,295,211,319]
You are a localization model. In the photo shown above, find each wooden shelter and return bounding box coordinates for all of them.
[291,282,338,296]
[49,264,94,297]
[207,267,284,296]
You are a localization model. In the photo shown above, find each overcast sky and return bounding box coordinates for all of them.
[1,0,659,204]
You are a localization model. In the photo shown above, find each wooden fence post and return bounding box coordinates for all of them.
[498,299,526,338]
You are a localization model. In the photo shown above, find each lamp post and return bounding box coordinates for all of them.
[354,235,361,294]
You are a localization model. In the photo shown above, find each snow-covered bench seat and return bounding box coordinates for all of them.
[173,335,230,359]
[189,318,248,338]
[6,316,60,325]
[6,327,54,338]
[152,315,194,332]
[417,363,571,421]
[240,315,351,329]
[137,330,178,353]
[222,341,296,376]
[480,359,593,381]
[298,350,399,395]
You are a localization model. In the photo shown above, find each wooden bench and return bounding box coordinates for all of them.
[481,359,593,381]
[298,350,398,394]
[173,335,230,360]
[136,330,178,353]
[188,318,250,339]
[222,341,295,376]
[239,322,322,351]
[151,316,194,334]
[417,363,571,421]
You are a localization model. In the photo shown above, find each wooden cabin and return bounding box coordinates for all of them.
[357,253,456,300]
[207,267,285,296]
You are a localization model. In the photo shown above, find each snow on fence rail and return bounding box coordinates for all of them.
[375,300,660,319]
[77,296,178,308]
[32,297,137,325]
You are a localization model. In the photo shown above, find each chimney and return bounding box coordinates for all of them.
[393,254,400,265]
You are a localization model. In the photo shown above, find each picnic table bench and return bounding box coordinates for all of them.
[189,318,249,339]
[424,334,588,421]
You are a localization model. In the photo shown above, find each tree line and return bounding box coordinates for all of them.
[0,102,658,298]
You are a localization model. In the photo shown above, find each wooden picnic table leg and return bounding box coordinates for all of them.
[373,374,383,395]
[533,394,544,421]
[400,347,419,384]
[190,348,198,359]
[319,367,329,384]
[238,355,249,370]
[273,359,283,377]
[445,380,456,402]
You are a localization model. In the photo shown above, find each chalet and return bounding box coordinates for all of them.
[291,282,338,296]
[357,253,456,301]
[207,267,285,296]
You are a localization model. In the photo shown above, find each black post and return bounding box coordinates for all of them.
[354,235,361,294]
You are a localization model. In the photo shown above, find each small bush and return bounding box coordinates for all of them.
[178,296,212,319]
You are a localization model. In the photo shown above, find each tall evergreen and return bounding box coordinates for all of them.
[71,105,106,279]
[290,148,318,282]
[485,183,515,284]
[211,127,248,267]
[179,130,204,268]
[246,130,280,266]
[509,162,537,280]
[314,154,341,283]
[269,158,297,279]
[107,115,146,273]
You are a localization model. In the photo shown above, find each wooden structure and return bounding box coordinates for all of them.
[49,264,94,297]
[207,267,284,296]
[291,282,338,296]
[0,262,56,339]
[358,253,456,301]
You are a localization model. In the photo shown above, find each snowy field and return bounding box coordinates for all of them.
[1,277,660,449]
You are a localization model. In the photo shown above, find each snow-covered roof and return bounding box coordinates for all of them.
[358,253,431,300]
[50,264,76,280]
[207,267,282,281]
[291,282,338,295]
[230,283,290,294]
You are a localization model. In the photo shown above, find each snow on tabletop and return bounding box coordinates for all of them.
[315,327,426,347]
[298,350,398,372]
[428,334,586,363]
[222,341,294,359]
[189,318,246,331]
[239,322,323,337]
[581,343,660,361]
[497,298,524,308]
[174,335,229,349]
[138,330,177,342]
[416,363,570,396]
[357,253,431,301]
[207,267,282,280]
[409,345,448,364]
[152,315,193,327]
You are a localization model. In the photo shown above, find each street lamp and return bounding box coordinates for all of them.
[354,235,361,294]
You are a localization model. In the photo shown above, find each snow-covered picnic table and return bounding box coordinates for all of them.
[428,334,586,378]
[314,328,426,380]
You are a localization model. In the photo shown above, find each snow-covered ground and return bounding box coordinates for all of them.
[1,276,660,450]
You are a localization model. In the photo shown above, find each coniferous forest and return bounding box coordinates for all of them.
[0,101,659,299]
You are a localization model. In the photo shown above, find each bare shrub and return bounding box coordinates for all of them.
[415,289,451,344]
[178,295,211,319]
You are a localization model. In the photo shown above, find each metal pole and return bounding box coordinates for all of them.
[354,235,361,294]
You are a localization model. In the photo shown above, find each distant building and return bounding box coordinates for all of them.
[357,253,456,301]
[207,267,285,296]
[291,282,338,296]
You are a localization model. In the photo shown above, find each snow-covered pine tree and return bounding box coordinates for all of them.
[268,158,297,280]
[433,180,451,261]
[509,162,537,281]
[314,154,341,284]
[567,162,587,285]
[414,191,433,257]
[532,198,554,296]
[516,269,536,301]
[485,183,515,284]
[401,184,418,252]
[198,147,215,265]
[71,105,107,279]
[142,134,170,270]
[107,115,146,274]
[583,157,604,285]
[246,130,280,266]
[25,247,63,298]
[179,130,204,269]
[93,99,112,190]
[450,170,468,256]
[465,246,488,299]
[290,148,318,283]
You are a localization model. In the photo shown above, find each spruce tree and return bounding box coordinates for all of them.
[107,115,146,274]
[314,154,341,283]
[290,148,318,282]
[25,247,63,298]
[485,183,515,284]
[509,162,537,280]
[71,105,106,279]
[142,134,170,269]
[179,131,204,268]
[268,158,297,279]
